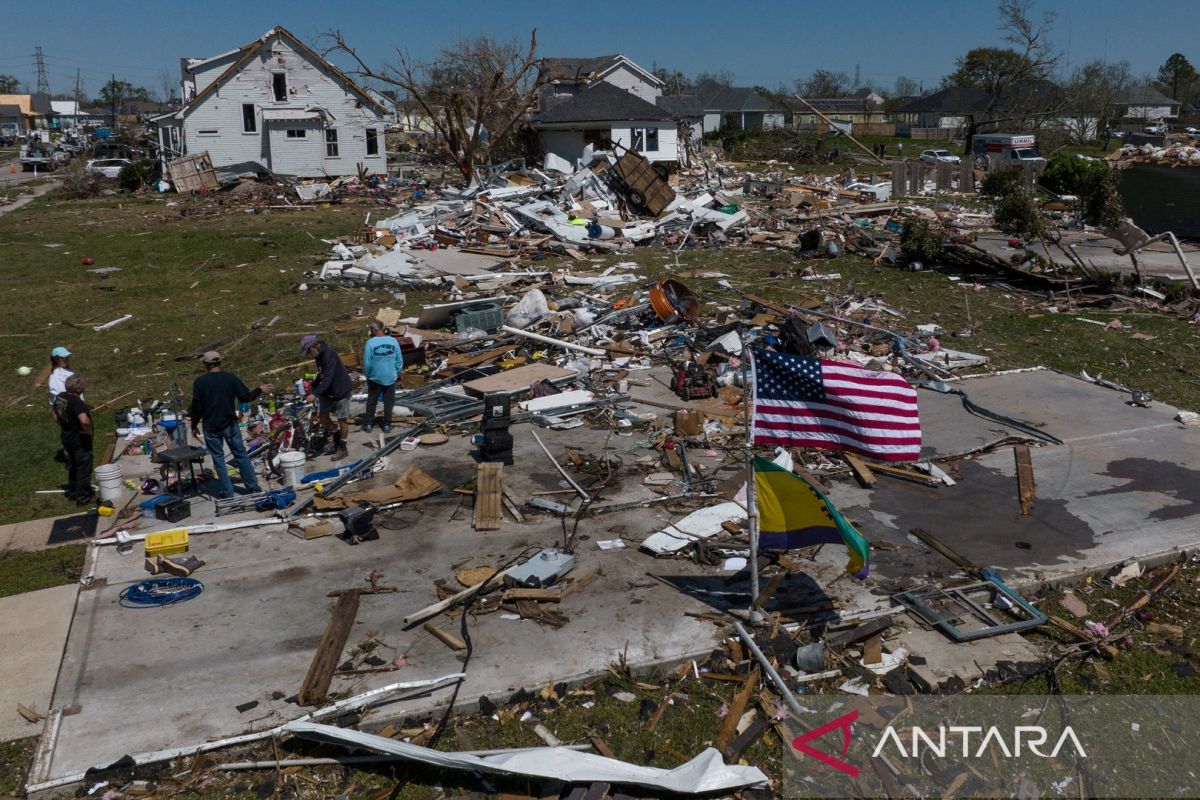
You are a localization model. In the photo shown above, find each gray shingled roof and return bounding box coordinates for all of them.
[1118,85,1180,106]
[533,81,672,124]
[0,104,22,119]
[699,87,773,113]
[895,86,989,114]
[656,94,703,119]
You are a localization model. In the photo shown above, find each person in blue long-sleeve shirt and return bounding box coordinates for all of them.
[361,320,403,433]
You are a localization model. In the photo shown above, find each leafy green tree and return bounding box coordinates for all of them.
[98,79,152,109]
[1040,156,1123,226]
[0,74,19,93]
[1157,53,1197,103]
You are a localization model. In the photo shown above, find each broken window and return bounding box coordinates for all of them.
[242,104,256,133]
[286,129,305,139]
[325,128,339,157]
[272,73,287,102]
[366,128,379,156]
[631,127,659,153]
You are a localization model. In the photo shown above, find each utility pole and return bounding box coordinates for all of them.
[33,47,50,95]
[110,73,116,132]
[73,69,82,124]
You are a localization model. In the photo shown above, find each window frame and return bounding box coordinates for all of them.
[285,128,306,139]
[272,73,288,102]
[197,128,218,136]
[365,127,378,156]
[241,103,256,134]
[325,128,339,158]
[631,128,645,151]
[645,127,659,152]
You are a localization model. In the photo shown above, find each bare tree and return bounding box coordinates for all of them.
[158,69,176,104]
[322,29,543,182]
[1061,59,1131,145]
[947,0,1061,153]
[795,69,851,99]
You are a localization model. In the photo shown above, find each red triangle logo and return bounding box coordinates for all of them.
[792,709,859,778]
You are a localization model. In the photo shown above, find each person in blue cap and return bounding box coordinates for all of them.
[48,346,75,404]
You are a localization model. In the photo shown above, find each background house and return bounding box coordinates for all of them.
[785,90,887,130]
[1116,86,1181,122]
[892,87,988,132]
[656,94,704,149]
[0,93,52,133]
[531,81,677,165]
[154,26,389,178]
[538,55,664,105]
[698,87,785,133]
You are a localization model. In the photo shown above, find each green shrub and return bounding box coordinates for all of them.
[1040,155,1124,226]
[117,159,156,192]
[899,218,945,263]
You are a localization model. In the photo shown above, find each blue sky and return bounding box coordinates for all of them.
[0,0,1192,99]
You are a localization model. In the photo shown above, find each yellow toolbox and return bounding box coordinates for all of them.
[144,529,189,557]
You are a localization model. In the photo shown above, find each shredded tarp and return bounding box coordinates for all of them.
[283,720,769,793]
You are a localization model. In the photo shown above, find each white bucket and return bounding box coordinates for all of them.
[278,450,307,488]
[95,463,124,502]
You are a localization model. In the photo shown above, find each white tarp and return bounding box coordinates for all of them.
[640,501,748,555]
[283,721,768,793]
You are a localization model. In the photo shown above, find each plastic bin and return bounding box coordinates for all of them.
[144,529,189,557]
[454,303,503,333]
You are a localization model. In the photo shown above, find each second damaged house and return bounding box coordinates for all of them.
[153,26,389,179]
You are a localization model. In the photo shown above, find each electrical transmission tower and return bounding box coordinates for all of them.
[33,47,50,95]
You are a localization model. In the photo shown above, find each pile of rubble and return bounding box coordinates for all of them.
[1112,142,1200,166]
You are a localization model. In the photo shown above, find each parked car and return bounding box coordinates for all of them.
[1144,122,1169,135]
[85,158,132,178]
[919,149,961,165]
[1186,127,1199,138]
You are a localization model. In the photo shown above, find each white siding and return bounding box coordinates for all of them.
[190,52,240,97]
[177,33,387,178]
[267,121,323,176]
[610,122,677,163]
[702,112,723,133]
[601,65,659,104]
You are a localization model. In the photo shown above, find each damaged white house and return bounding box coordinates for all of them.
[154,27,388,179]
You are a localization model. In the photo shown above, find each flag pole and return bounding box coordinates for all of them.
[742,333,763,624]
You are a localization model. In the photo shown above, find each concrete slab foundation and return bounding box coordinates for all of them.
[0,584,78,742]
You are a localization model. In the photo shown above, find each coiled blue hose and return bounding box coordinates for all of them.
[119,577,204,608]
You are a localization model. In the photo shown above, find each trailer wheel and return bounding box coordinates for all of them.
[627,189,646,209]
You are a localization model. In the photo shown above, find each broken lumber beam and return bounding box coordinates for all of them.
[1014,444,1035,515]
[868,462,939,485]
[1105,562,1181,628]
[297,590,361,706]
[822,616,893,650]
[473,462,503,531]
[842,453,877,487]
[909,527,977,572]
[501,588,562,603]
[423,622,466,651]
[721,719,769,764]
[716,667,760,752]
[1047,614,1119,658]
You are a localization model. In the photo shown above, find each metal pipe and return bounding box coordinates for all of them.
[733,621,806,718]
[741,335,762,624]
[500,325,607,356]
[530,430,591,502]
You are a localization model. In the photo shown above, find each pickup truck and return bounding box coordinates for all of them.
[1144,122,1169,135]
[19,141,57,172]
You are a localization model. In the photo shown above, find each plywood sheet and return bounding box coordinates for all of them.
[473,462,503,531]
[462,363,574,396]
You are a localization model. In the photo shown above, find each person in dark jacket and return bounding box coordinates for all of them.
[300,334,353,461]
[53,373,95,504]
[189,350,273,498]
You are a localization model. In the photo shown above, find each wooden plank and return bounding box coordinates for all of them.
[715,667,759,752]
[297,590,360,706]
[500,486,526,523]
[1014,444,1035,515]
[843,453,877,487]
[423,622,466,651]
[868,462,939,485]
[823,616,893,650]
[909,527,976,572]
[501,588,562,603]
[862,633,883,665]
[473,462,503,531]
[462,363,575,396]
[721,719,768,764]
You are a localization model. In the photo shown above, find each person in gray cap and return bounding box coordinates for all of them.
[300,334,353,461]
[189,351,273,498]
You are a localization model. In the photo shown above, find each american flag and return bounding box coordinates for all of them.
[751,348,921,462]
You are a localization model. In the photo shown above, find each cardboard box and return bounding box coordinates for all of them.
[674,410,702,437]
